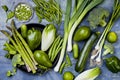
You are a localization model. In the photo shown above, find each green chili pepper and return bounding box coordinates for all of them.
[105,56,120,73]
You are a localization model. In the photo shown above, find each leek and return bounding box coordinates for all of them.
[67,0,104,52]
[54,0,72,72]
[74,67,101,80]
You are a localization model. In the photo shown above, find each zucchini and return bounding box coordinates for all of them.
[75,33,98,72]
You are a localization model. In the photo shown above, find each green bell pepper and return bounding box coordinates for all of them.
[105,56,120,73]
[27,28,41,50]
[34,50,52,68]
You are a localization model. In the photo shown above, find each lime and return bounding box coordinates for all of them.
[107,31,118,43]
[73,26,91,41]
[63,71,74,80]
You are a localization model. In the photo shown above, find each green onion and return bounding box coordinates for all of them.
[67,0,103,52]
[54,0,72,72]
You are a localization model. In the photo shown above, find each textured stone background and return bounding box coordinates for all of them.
[0,0,120,80]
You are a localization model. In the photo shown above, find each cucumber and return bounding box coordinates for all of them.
[75,33,98,72]
[73,43,79,59]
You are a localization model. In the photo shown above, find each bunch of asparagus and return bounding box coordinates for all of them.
[1,20,37,73]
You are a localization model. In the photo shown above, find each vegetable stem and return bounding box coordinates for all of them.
[11,20,38,65]
[0,30,32,72]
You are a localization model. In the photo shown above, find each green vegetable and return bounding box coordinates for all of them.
[107,31,118,43]
[103,43,114,56]
[65,54,72,66]
[87,7,109,29]
[67,0,103,52]
[105,56,120,73]
[14,3,33,21]
[63,71,74,80]
[54,0,71,72]
[12,54,24,67]
[1,20,37,73]
[2,5,8,12]
[75,33,98,72]
[34,50,52,67]
[21,24,27,38]
[59,54,72,74]
[73,26,91,41]
[27,28,41,50]
[32,0,62,25]
[90,0,120,66]
[4,42,17,55]
[41,24,56,51]
[54,0,103,72]
[6,68,16,77]
[48,35,63,62]
[6,11,14,22]
[74,67,101,80]
[38,64,48,70]
[6,71,13,77]
[2,5,14,22]
[73,42,79,59]
[59,61,66,74]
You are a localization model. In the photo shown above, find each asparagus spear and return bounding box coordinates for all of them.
[0,30,32,72]
[12,30,37,73]
[7,26,37,70]
[11,20,38,65]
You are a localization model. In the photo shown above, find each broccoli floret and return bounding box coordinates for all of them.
[87,7,110,29]
[103,43,114,56]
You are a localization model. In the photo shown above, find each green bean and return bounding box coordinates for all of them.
[59,61,66,74]
[66,54,72,66]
